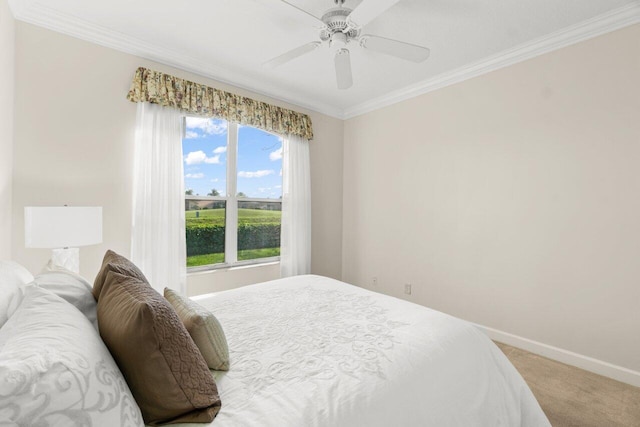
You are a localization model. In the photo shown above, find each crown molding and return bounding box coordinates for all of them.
[343,2,640,119]
[9,1,640,121]
[8,2,345,120]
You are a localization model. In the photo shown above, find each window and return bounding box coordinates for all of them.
[183,117,282,269]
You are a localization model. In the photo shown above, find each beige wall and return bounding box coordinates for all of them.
[186,262,281,297]
[12,22,343,290]
[0,0,14,259]
[343,24,640,373]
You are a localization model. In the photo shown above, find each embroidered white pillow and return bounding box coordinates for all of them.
[0,260,34,327]
[0,286,144,426]
[164,288,230,370]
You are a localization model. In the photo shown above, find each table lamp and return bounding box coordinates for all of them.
[24,206,103,274]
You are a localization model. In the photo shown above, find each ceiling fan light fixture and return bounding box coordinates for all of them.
[330,32,348,49]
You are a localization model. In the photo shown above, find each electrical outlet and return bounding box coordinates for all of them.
[404,283,412,295]
[372,277,378,287]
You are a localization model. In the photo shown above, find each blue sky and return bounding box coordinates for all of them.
[183,118,282,198]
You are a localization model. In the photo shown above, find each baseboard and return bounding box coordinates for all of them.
[476,324,640,388]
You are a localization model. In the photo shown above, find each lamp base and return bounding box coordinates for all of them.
[51,247,80,274]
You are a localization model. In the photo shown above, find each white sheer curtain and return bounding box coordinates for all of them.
[280,134,311,277]
[131,102,186,294]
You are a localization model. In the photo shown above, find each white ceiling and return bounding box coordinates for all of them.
[9,0,640,118]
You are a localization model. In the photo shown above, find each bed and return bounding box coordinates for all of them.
[1,257,550,426]
[176,275,550,426]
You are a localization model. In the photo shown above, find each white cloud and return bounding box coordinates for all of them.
[213,146,227,154]
[274,185,282,189]
[185,130,200,139]
[238,170,274,178]
[186,118,227,136]
[210,178,219,183]
[269,147,282,161]
[184,150,221,165]
[185,173,204,179]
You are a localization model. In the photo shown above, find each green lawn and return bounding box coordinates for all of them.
[187,252,225,267]
[186,208,281,226]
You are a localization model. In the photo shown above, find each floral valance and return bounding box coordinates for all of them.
[127,67,313,140]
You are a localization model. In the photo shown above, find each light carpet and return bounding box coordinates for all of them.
[497,342,640,427]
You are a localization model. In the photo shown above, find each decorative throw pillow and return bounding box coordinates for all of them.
[0,285,144,426]
[97,271,221,425]
[165,288,230,371]
[92,249,149,301]
[0,260,34,327]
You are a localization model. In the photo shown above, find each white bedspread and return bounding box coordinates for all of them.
[175,275,550,427]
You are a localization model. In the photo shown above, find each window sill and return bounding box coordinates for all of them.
[187,259,280,276]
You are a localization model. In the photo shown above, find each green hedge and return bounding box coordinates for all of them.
[186,225,225,256]
[185,223,280,256]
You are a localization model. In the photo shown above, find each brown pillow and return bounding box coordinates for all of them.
[92,250,148,300]
[97,271,221,425]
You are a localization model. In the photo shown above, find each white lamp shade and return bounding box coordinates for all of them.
[25,206,103,248]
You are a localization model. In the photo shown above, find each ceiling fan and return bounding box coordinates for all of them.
[264,0,431,89]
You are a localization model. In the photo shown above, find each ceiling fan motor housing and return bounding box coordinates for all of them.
[320,7,360,44]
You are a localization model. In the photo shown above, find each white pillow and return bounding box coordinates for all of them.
[0,260,34,327]
[0,285,144,426]
[31,263,98,327]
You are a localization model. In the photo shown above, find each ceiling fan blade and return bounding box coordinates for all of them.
[263,42,321,69]
[347,0,402,29]
[360,35,430,62]
[335,49,353,90]
[279,0,325,27]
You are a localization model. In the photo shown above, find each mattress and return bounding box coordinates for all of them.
[172,275,550,426]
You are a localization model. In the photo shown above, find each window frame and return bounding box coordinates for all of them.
[184,120,282,273]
